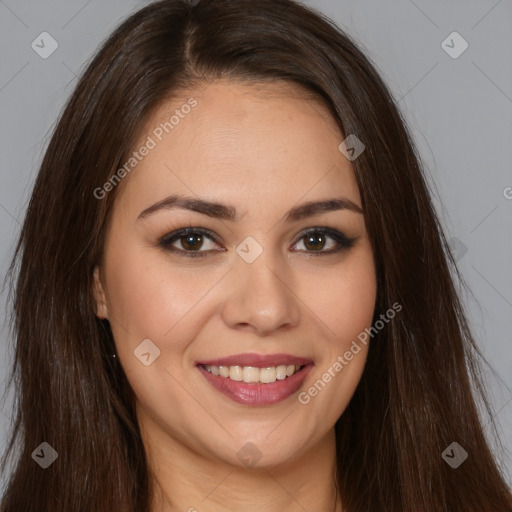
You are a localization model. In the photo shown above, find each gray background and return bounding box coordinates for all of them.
[1,0,511,492]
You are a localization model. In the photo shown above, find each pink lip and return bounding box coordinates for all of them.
[197,362,314,406]
[195,352,313,367]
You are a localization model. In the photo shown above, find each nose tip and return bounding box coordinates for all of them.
[220,251,301,335]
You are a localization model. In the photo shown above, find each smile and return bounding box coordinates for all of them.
[196,354,314,406]
[202,364,304,384]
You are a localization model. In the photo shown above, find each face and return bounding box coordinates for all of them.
[93,80,377,469]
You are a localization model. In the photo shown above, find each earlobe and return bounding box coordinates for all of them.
[92,266,109,319]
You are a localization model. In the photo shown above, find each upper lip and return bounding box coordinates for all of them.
[196,353,313,367]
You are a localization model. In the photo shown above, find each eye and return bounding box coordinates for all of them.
[159,227,223,258]
[159,226,358,258]
[291,227,357,255]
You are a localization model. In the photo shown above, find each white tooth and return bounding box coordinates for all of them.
[229,366,243,381]
[276,365,287,380]
[204,364,211,371]
[260,367,277,383]
[242,366,260,383]
[212,364,301,382]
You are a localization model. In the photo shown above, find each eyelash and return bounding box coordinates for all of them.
[158,226,358,258]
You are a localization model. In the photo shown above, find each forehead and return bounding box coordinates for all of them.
[114,80,361,217]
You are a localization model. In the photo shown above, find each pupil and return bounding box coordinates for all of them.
[182,233,203,250]
[305,233,325,251]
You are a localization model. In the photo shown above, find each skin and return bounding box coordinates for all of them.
[93,80,377,512]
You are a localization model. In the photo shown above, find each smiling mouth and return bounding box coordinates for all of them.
[201,364,305,384]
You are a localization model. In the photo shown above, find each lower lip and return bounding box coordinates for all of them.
[197,364,314,406]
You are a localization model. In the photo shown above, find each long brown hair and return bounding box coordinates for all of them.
[1,0,511,510]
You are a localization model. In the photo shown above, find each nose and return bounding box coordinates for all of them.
[220,248,301,336]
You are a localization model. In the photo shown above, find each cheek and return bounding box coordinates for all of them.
[300,247,376,408]
[297,279,375,426]
[103,243,224,363]
[303,251,377,344]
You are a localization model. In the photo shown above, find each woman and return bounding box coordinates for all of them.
[1,0,511,510]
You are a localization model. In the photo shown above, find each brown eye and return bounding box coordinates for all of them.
[180,233,204,251]
[292,228,357,254]
[159,227,223,258]
[159,226,357,259]
[303,232,327,251]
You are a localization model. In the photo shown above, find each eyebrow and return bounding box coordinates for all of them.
[137,194,363,221]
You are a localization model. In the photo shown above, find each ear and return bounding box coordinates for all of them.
[92,266,109,319]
